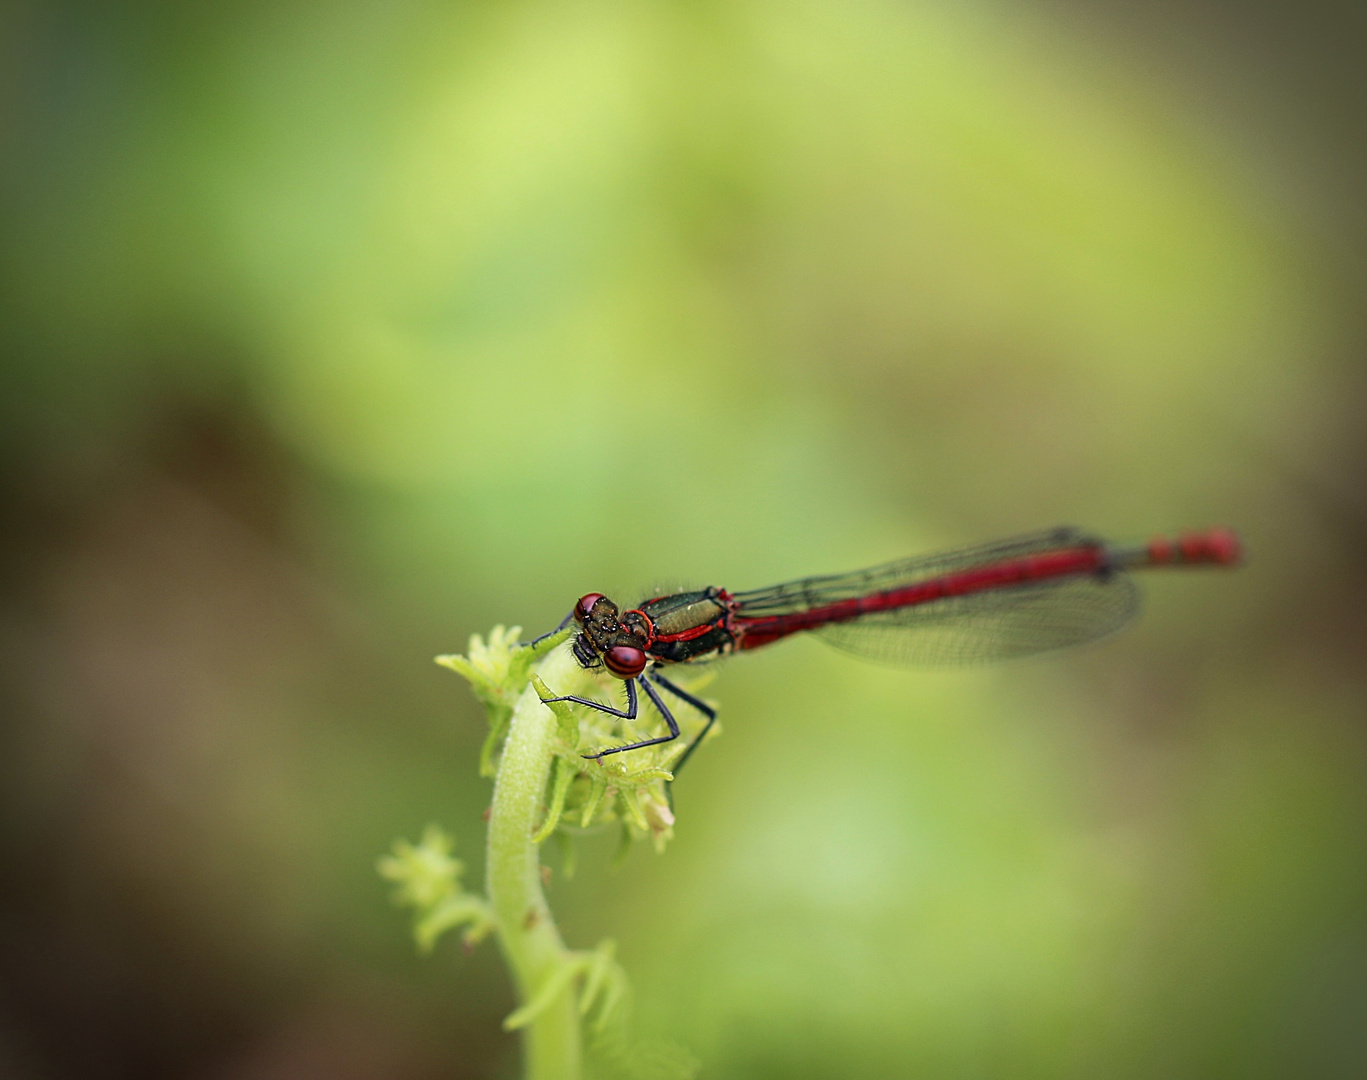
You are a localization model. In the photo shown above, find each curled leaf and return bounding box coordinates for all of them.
[533,756,578,843]
[378,826,494,953]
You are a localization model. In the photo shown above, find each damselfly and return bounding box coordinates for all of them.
[534,527,1241,774]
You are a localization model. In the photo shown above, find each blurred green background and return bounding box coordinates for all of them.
[3,1,1366,1077]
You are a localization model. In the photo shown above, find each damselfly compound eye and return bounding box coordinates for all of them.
[604,645,647,679]
[574,593,606,623]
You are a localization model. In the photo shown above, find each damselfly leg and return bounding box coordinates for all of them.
[649,671,717,780]
[539,675,640,726]
[523,609,575,649]
[538,677,682,759]
[539,666,716,790]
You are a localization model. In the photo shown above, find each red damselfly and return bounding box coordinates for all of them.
[532,527,1242,775]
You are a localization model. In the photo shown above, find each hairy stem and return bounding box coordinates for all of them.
[487,642,582,1080]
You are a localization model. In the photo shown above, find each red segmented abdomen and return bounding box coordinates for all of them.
[733,545,1107,651]
[1113,527,1242,569]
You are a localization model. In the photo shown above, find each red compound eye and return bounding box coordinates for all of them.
[574,593,606,623]
[603,645,647,679]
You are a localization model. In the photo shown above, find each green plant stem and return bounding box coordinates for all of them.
[487,642,582,1080]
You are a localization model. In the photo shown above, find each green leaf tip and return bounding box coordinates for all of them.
[377,825,493,953]
[503,938,629,1035]
[578,939,625,1030]
[377,823,461,909]
[435,624,533,702]
[580,777,608,828]
[533,673,581,748]
[438,626,576,777]
[532,756,578,843]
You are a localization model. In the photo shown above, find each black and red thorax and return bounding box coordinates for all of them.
[572,588,738,677]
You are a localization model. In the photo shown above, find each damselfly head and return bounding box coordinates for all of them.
[572,593,652,679]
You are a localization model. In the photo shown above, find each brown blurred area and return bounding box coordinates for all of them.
[0,396,496,1078]
[2,2,1367,1079]
[1048,0,1367,648]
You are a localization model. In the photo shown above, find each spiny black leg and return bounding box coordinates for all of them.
[649,671,716,722]
[649,671,718,786]
[540,675,638,721]
[639,678,681,742]
[522,608,575,649]
[579,677,681,760]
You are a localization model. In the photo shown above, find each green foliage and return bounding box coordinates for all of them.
[529,667,718,856]
[439,626,718,853]
[436,624,570,777]
[377,824,494,953]
[385,627,706,1080]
